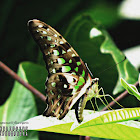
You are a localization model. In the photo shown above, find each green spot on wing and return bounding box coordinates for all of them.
[52,68,56,73]
[77,81,83,86]
[75,67,78,72]
[50,90,54,95]
[79,76,85,83]
[77,62,81,66]
[62,50,66,54]
[47,36,51,41]
[51,82,56,87]
[51,100,54,105]
[74,86,79,90]
[58,94,61,99]
[58,58,65,64]
[51,60,53,64]
[72,54,76,57]
[82,70,85,77]
[69,59,72,63]
[43,31,47,34]
[50,44,55,48]
[53,50,59,56]
[57,101,60,106]
[62,66,71,72]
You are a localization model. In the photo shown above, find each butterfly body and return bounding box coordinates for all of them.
[28,19,99,123]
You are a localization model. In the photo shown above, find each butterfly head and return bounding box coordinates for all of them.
[93,77,99,84]
[86,77,99,100]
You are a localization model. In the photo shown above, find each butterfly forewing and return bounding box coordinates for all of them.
[28,19,93,121]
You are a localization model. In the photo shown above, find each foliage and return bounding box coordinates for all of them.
[0,63,38,140]
[19,108,140,140]
[121,78,140,101]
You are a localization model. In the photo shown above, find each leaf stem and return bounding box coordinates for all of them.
[102,81,139,111]
[0,61,46,102]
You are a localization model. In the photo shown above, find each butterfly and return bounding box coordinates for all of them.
[28,19,99,123]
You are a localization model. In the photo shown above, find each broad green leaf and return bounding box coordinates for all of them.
[18,62,47,115]
[121,78,140,101]
[83,2,120,28]
[0,62,38,140]
[19,108,140,140]
[101,33,139,95]
[65,15,138,95]
[20,62,47,94]
[71,108,140,130]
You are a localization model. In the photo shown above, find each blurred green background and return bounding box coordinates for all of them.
[0,0,139,139]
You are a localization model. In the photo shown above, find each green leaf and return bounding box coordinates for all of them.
[20,108,140,140]
[0,62,38,140]
[101,34,139,95]
[121,78,140,101]
[71,108,140,130]
[83,2,120,28]
[20,62,47,94]
[20,62,47,115]
[65,15,139,95]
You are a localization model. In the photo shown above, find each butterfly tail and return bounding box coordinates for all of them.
[43,96,72,120]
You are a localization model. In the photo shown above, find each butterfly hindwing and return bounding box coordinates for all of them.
[44,73,79,119]
[28,19,93,121]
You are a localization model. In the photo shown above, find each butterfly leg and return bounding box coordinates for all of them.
[96,87,123,109]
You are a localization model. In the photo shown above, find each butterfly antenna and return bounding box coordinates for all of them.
[98,56,126,75]
[85,63,94,78]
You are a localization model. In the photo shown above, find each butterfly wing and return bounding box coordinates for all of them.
[28,19,92,120]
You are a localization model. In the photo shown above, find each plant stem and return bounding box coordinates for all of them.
[0,61,46,102]
[79,136,90,140]
[102,81,139,111]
